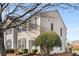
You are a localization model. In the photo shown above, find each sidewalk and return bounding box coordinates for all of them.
[49,52,72,56]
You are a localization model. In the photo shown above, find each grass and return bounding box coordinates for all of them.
[72,48,79,51]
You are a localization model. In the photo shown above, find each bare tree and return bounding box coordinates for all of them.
[0,3,55,56]
[0,3,79,56]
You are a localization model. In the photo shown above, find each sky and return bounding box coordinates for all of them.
[58,8,79,42]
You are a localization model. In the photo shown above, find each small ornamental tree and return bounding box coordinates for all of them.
[35,31,61,55]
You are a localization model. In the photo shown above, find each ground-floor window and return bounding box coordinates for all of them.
[6,39,12,49]
[29,40,35,51]
[18,38,26,49]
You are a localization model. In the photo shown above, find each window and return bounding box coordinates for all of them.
[18,40,21,48]
[29,18,37,30]
[34,18,37,28]
[60,28,62,36]
[5,28,12,35]
[18,26,23,32]
[29,22,32,30]
[18,38,26,49]
[18,23,26,32]
[22,39,26,48]
[51,23,53,31]
[6,40,12,49]
[29,40,35,51]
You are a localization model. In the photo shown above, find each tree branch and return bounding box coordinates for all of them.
[5,3,41,29]
[2,3,9,12]
[2,3,6,7]
[3,4,20,25]
[5,4,50,30]
[7,4,19,16]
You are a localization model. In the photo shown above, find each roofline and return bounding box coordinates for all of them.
[56,10,67,30]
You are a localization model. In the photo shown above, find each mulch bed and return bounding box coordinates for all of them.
[7,52,73,56]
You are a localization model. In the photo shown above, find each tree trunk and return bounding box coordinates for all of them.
[0,6,6,55]
[44,47,49,55]
[0,24,6,56]
[40,46,49,55]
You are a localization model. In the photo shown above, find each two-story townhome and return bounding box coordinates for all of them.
[4,10,67,53]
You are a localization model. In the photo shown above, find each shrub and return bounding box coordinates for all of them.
[6,49,10,53]
[10,49,15,53]
[18,52,23,55]
[18,49,23,55]
[35,31,61,55]
[32,49,38,54]
[73,53,77,56]
[6,49,15,53]
[22,49,28,53]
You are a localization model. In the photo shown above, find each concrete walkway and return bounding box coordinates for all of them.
[49,52,72,56]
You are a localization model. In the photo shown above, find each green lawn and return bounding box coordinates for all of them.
[72,48,79,51]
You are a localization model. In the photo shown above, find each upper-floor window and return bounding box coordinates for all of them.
[18,26,23,32]
[34,18,37,28]
[5,28,12,35]
[51,23,53,31]
[18,23,26,32]
[60,28,62,37]
[29,18,37,30]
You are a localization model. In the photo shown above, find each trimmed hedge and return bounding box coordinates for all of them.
[22,49,28,53]
[32,49,38,54]
[6,49,15,53]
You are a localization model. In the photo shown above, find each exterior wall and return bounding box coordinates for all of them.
[53,11,67,52]
[17,30,40,52]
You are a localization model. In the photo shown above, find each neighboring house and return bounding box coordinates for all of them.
[72,40,79,54]
[4,10,67,53]
[72,40,79,48]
